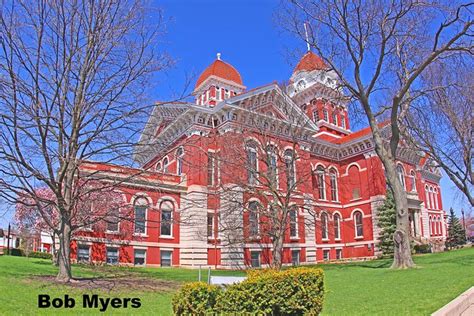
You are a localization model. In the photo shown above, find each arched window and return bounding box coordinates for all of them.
[321,212,329,240]
[425,186,431,209]
[284,149,296,189]
[329,168,338,201]
[248,201,260,237]
[331,111,338,126]
[266,145,278,186]
[215,86,221,101]
[429,216,432,235]
[341,115,346,129]
[155,162,162,172]
[160,201,174,237]
[410,170,417,192]
[429,187,435,210]
[246,141,258,185]
[334,213,341,240]
[396,165,405,190]
[437,216,442,235]
[316,166,326,200]
[434,188,439,210]
[348,165,361,199]
[289,207,298,238]
[134,197,148,234]
[163,157,169,173]
[176,147,184,176]
[354,211,363,237]
[323,108,329,121]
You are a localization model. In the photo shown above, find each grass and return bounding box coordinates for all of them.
[0,247,473,315]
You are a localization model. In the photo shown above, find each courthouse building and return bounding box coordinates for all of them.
[72,51,447,268]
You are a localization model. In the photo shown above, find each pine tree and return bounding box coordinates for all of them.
[377,189,397,257]
[446,208,466,248]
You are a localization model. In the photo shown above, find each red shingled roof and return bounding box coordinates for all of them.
[294,51,328,73]
[334,121,390,144]
[195,59,243,89]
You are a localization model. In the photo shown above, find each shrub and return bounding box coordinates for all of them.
[8,248,25,257]
[414,244,432,254]
[217,267,325,315]
[28,251,53,259]
[172,282,221,316]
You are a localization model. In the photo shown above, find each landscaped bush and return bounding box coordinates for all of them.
[172,267,325,315]
[171,282,221,316]
[414,244,432,254]
[27,251,53,259]
[7,248,25,257]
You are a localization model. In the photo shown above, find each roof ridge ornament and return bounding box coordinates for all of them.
[217,52,221,60]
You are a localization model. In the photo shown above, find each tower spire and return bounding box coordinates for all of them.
[303,22,311,52]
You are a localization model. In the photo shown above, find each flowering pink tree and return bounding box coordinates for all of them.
[15,183,130,266]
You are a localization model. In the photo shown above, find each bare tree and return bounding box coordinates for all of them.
[280,0,473,268]
[0,0,171,282]
[405,58,473,206]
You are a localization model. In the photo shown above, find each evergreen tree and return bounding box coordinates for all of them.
[446,208,466,248]
[377,189,397,257]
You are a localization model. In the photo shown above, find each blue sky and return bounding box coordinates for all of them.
[0,0,470,226]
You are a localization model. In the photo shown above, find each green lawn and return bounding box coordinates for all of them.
[0,248,473,315]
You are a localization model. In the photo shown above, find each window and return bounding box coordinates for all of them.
[313,110,320,122]
[134,249,146,266]
[410,170,417,192]
[285,149,296,189]
[225,89,230,99]
[155,162,162,171]
[215,86,220,100]
[323,249,330,261]
[321,213,329,240]
[323,108,329,122]
[425,186,431,209]
[176,147,184,175]
[106,247,119,265]
[332,111,338,125]
[106,216,119,232]
[336,249,342,260]
[207,152,216,186]
[246,141,258,185]
[160,201,173,237]
[316,166,326,200]
[329,169,338,201]
[250,251,260,267]
[161,250,172,267]
[291,250,300,266]
[429,216,432,235]
[134,198,148,234]
[429,187,435,210]
[434,188,439,210]
[334,214,341,240]
[77,244,90,262]
[248,201,260,237]
[289,208,298,238]
[348,165,361,199]
[162,157,169,173]
[341,115,346,129]
[207,213,214,238]
[396,165,406,190]
[266,145,278,186]
[354,211,364,237]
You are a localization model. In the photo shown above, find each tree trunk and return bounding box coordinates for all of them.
[51,232,59,266]
[383,158,415,269]
[272,234,285,270]
[56,220,72,282]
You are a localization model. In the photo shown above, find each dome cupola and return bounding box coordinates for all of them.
[193,53,245,107]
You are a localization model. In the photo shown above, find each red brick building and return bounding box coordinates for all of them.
[72,52,447,268]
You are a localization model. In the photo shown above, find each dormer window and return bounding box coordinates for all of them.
[323,109,329,122]
[225,89,230,99]
[341,115,346,129]
[297,80,306,91]
[215,86,220,100]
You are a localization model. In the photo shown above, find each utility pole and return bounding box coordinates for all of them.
[7,223,11,255]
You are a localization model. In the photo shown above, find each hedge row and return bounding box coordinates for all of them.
[4,248,52,259]
[172,267,325,315]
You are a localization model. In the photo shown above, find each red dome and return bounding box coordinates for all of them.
[195,58,243,89]
[293,51,328,73]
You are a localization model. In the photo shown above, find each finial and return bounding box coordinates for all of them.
[216,53,221,60]
[303,22,311,52]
